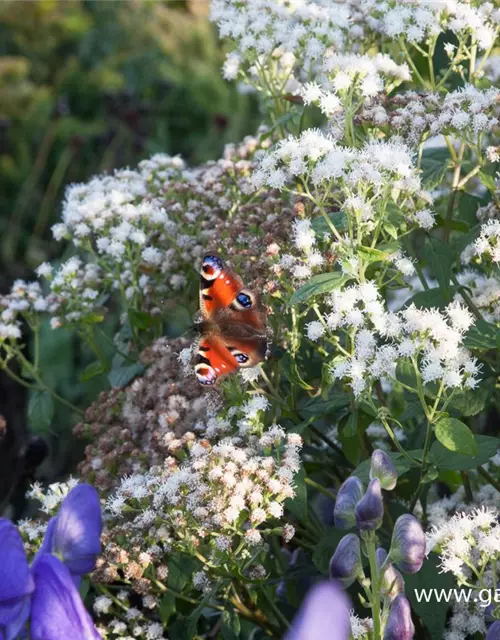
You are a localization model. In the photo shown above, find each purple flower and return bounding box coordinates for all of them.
[329,533,362,588]
[370,450,398,491]
[285,581,351,640]
[334,476,363,530]
[355,478,384,531]
[487,621,500,639]
[375,548,404,600]
[384,595,415,640]
[47,485,102,577]
[0,483,103,640]
[389,515,426,574]
[31,554,101,640]
[0,520,34,640]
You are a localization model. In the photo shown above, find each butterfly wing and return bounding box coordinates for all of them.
[196,254,267,385]
[195,333,267,385]
[199,254,266,333]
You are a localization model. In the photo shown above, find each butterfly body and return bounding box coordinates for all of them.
[195,255,267,385]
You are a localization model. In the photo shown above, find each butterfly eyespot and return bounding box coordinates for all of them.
[201,255,223,281]
[195,363,217,385]
[234,352,249,364]
[231,290,254,311]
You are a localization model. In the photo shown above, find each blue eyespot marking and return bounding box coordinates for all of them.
[203,255,223,271]
[236,292,252,308]
[235,353,249,364]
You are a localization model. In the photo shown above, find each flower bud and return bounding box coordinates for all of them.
[389,514,426,574]
[487,621,500,640]
[384,595,415,640]
[376,548,404,600]
[329,533,362,588]
[370,449,398,491]
[355,478,384,531]
[334,476,364,530]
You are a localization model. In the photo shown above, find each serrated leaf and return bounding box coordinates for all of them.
[285,466,308,523]
[357,243,399,264]
[479,170,498,192]
[159,592,176,625]
[299,394,350,420]
[79,360,107,382]
[312,529,346,575]
[108,354,145,388]
[28,389,55,432]
[429,435,498,470]
[447,382,493,417]
[464,320,500,350]
[423,236,453,300]
[310,211,348,236]
[435,417,477,455]
[421,147,450,189]
[403,287,457,310]
[290,272,350,305]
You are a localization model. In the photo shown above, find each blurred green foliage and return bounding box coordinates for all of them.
[0,0,259,283]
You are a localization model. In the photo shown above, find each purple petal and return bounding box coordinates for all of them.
[384,595,415,640]
[2,598,31,640]
[52,485,102,576]
[285,581,351,640]
[31,554,101,640]
[487,621,500,640]
[355,478,384,531]
[0,519,34,609]
[38,517,57,557]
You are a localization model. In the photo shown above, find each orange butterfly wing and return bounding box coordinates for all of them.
[196,255,267,385]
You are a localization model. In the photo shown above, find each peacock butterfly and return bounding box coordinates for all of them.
[195,254,267,385]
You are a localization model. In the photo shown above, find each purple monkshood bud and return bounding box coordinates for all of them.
[31,554,102,640]
[375,548,405,600]
[355,478,384,531]
[0,519,34,640]
[285,581,351,640]
[389,514,426,574]
[334,476,364,530]
[384,595,415,640]
[370,449,398,491]
[329,533,362,588]
[40,484,102,579]
[487,621,500,640]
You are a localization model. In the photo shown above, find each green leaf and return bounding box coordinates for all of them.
[447,381,494,417]
[167,554,199,592]
[357,244,399,264]
[79,360,107,382]
[312,529,346,575]
[159,592,176,626]
[479,170,498,192]
[406,554,455,640]
[28,389,55,433]
[285,466,308,523]
[423,236,453,300]
[434,417,477,455]
[108,354,145,388]
[128,309,160,330]
[430,435,498,470]
[299,393,349,420]
[420,147,450,189]
[310,211,348,236]
[221,609,241,639]
[464,320,500,350]
[290,272,350,305]
[403,287,457,310]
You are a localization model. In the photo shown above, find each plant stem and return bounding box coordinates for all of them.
[478,466,500,494]
[304,477,336,501]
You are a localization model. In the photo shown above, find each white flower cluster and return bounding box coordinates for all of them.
[0,280,46,340]
[301,52,410,114]
[362,0,499,50]
[94,590,167,640]
[326,283,480,397]
[361,86,500,145]
[26,477,79,514]
[210,0,357,96]
[455,270,500,324]
[462,220,500,266]
[107,426,302,551]
[253,133,435,229]
[428,506,500,578]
